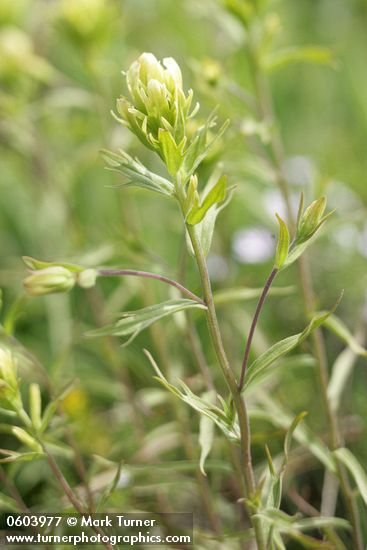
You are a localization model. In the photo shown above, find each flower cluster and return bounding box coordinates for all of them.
[115,52,199,171]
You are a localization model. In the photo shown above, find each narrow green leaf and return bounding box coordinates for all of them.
[187,175,227,225]
[323,315,367,356]
[86,299,206,345]
[244,301,340,390]
[284,411,308,462]
[334,447,367,506]
[182,113,229,181]
[97,461,123,512]
[0,449,44,463]
[158,129,182,175]
[196,185,235,257]
[265,444,277,477]
[101,149,174,196]
[275,214,290,269]
[144,350,240,442]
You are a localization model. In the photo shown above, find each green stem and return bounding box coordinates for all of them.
[186,222,265,550]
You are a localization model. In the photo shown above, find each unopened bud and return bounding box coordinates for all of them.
[23,266,75,296]
[297,197,327,242]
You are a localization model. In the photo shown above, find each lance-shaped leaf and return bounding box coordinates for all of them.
[274,214,289,269]
[158,129,183,175]
[334,448,367,506]
[101,149,174,196]
[87,299,206,346]
[187,185,235,257]
[243,301,340,391]
[0,449,44,463]
[187,175,227,225]
[144,350,240,442]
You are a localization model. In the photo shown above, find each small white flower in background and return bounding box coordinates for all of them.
[326,180,363,213]
[283,155,314,187]
[332,224,359,251]
[232,227,274,264]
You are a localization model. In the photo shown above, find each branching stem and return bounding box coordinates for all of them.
[98,269,204,305]
[238,267,278,391]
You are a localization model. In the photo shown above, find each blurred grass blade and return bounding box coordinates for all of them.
[334,448,367,506]
[97,461,123,512]
[199,392,216,476]
[252,394,335,472]
[264,46,336,72]
[328,346,360,413]
[214,285,295,305]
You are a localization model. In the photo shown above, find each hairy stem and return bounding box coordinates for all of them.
[239,268,278,391]
[98,269,205,305]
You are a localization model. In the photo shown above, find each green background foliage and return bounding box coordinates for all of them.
[0,0,366,547]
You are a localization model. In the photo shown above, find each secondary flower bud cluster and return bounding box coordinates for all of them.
[22,257,98,297]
